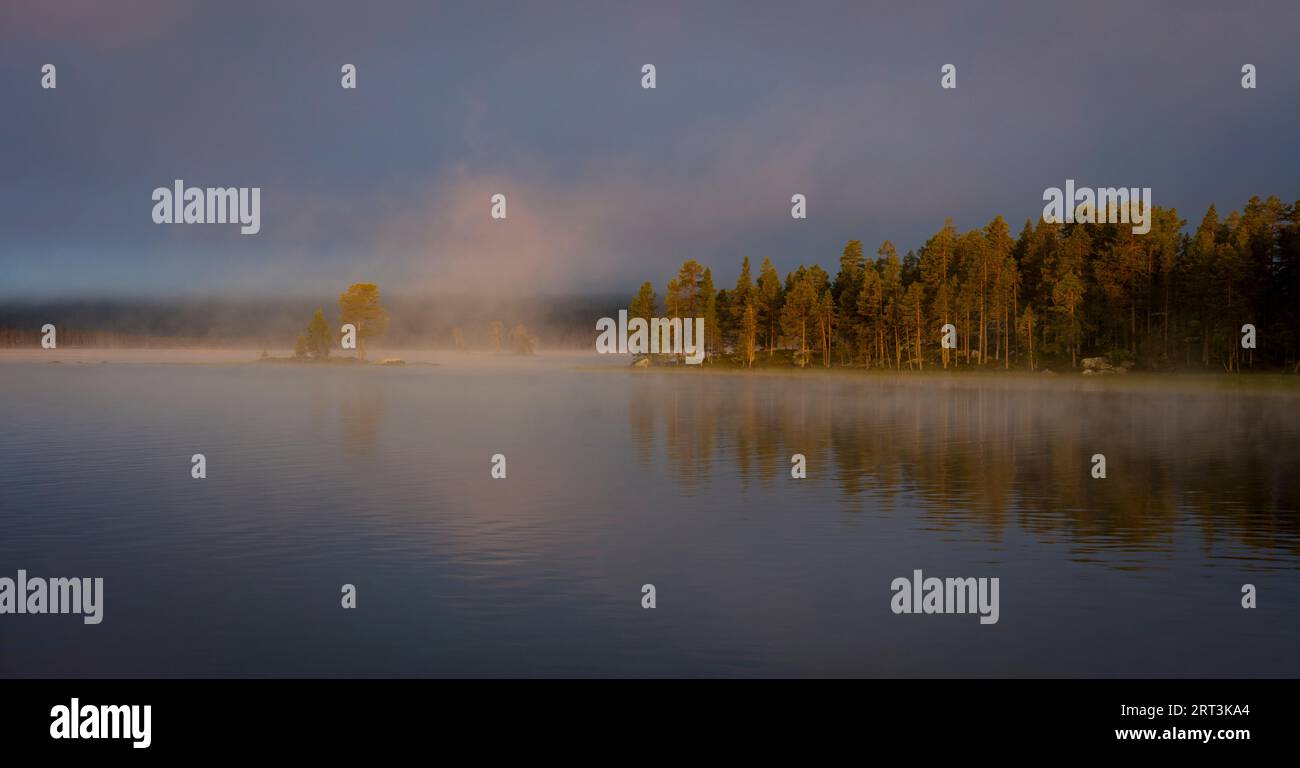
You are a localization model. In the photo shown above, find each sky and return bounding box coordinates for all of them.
[2,0,1298,299]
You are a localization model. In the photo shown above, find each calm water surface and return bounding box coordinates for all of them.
[1,352,1298,677]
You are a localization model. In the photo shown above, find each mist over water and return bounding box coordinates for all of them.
[1,352,1297,676]
[0,294,619,349]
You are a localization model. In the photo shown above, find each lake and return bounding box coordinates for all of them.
[1,351,1298,677]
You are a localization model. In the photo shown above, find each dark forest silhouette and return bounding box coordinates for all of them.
[637,196,1300,373]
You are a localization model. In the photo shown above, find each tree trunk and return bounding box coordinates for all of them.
[917,304,924,371]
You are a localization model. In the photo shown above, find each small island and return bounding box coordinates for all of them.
[259,282,538,365]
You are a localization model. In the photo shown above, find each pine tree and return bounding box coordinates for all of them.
[920,219,958,368]
[732,257,756,364]
[631,282,657,322]
[879,241,903,369]
[1049,227,1089,368]
[982,216,1014,365]
[740,299,758,367]
[781,267,818,367]
[701,267,718,360]
[757,257,783,357]
[306,309,332,360]
[338,283,389,361]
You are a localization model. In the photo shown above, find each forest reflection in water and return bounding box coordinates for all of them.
[3,357,1298,675]
[624,371,1300,569]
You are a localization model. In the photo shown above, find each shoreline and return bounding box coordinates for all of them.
[595,364,1300,395]
[4,347,1299,394]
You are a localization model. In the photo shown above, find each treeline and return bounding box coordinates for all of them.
[0,294,598,350]
[633,196,1300,372]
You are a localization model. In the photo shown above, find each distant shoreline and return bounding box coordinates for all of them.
[4,347,1299,394]
[607,363,1300,392]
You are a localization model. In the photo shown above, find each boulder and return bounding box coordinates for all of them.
[1081,356,1126,375]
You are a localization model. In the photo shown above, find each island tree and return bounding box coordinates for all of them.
[338,283,389,361]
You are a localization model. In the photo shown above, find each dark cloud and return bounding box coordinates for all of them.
[1,0,1298,297]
